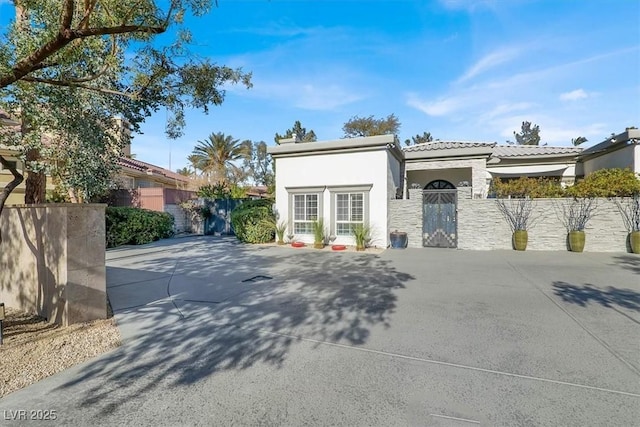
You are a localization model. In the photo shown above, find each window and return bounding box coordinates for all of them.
[293,194,318,234]
[335,193,364,235]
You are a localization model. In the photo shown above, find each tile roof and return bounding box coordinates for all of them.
[403,141,496,152]
[118,157,188,182]
[492,145,583,157]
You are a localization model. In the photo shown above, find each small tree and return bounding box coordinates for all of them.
[571,136,588,146]
[404,131,433,146]
[274,120,317,144]
[510,121,541,146]
[342,114,400,138]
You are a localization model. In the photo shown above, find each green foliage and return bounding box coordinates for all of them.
[243,140,274,187]
[312,218,325,244]
[571,136,588,146]
[511,121,541,146]
[0,1,252,205]
[491,177,564,198]
[567,168,640,198]
[275,219,287,243]
[106,207,174,248]
[230,199,275,243]
[351,223,371,249]
[274,120,317,144]
[197,182,247,199]
[342,114,400,138]
[404,131,433,146]
[190,132,251,185]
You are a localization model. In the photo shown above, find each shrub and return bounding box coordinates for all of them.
[198,183,247,199]
[106,207,174,248]
[567,168,640,198]
[491,177,564,198]
[230,199,275,243]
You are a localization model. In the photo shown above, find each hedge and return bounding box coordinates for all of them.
[230,199,275,243]
[106,207,174,248]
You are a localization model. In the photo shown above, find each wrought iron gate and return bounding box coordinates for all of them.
[422,189,457,248]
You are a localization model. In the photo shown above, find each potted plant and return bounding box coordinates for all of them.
[559,197,596,253]
[275,219,287,245]
[351,223,371,251]
[495,197,535,251]
[312,219,326,249]
[615,194,640,254]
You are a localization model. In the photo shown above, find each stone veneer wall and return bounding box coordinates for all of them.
[0,204,107,325]
[164,203,191,233]
[389,187,633,252]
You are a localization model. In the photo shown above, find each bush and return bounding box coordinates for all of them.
[230,199,275,243]
[491,177,564,198]
[567,168,640,198]
[106,207,174,248]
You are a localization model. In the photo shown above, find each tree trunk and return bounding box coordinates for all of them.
[0,154,25,243]
[24,149,45,203]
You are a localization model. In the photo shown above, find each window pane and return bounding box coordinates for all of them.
[350,193,364,221]
[294,195,305,220]
[336,223,351,236]
[306,194,318,221]
[294,222,313,234]
[336,194,349,221]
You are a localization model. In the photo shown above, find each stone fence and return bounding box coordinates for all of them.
[390,188,634,252]
[0,204,107,325]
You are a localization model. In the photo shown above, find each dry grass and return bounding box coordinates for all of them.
[0,307,121,398]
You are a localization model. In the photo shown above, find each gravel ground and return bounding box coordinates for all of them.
[0,307,121,398]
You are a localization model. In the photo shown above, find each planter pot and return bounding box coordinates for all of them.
[630,231,640,254]
[569,230,585,253]
[355,245,365,251]
[512,230,528,251]
[277,240,285,245]
[313,242,324,249]
[389,231,408,249]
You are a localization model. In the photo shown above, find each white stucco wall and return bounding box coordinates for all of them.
[274,149,393,247]
[582,145,638,175]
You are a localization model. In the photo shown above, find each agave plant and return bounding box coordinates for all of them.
[351,223,371,251]
[312,219,326,248]
[275,219,287,244]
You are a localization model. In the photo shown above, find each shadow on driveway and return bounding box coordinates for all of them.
[56,238,414,416]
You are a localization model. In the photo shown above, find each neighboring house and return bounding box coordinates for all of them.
[268,134,403,248]
[117,155,190,190]
[576,128,640,176]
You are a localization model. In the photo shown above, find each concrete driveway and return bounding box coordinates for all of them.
[1,236,639,426]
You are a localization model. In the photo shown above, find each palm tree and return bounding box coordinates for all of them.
[190,132,250,185]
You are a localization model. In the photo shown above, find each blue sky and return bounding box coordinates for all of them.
[1,0,639,171]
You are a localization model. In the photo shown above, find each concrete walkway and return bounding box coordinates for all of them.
[1,236,639,426]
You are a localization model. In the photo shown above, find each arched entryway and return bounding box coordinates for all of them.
[424,179,455,190]
[423,180,457,248]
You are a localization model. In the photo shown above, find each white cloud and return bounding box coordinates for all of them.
[457,47,522,83]
[560,89,589,101]
[406,94,464,116]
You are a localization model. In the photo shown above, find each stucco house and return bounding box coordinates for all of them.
[268,134,402,248]
[576,128,639,176]
[269,130,640,248]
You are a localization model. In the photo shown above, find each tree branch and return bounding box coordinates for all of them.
[0,153,25,244]
[21,76,138,98]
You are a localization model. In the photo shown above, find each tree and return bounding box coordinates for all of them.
[244,141,274,187]
[571,136,588,146]
[342,114,400,138]
[176,167,194,177]
[0,1,252,222]
[274,120,316,144]
[189,132,250,186]
[511,121,541,146]
[404,131,433,146]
